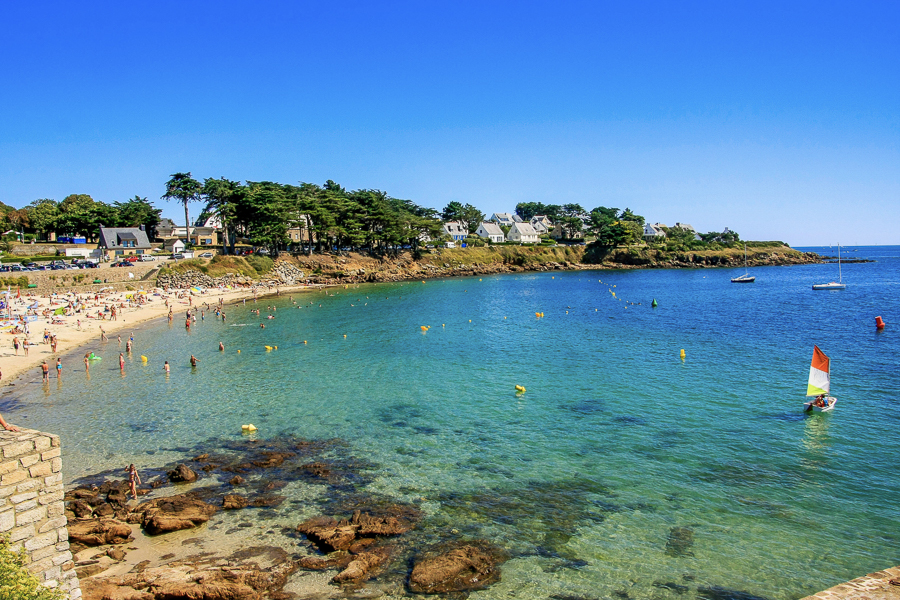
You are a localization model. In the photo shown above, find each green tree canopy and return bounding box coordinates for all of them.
[162,172,202,245]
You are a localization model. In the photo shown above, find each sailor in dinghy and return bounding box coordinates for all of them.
[804,345,837,412]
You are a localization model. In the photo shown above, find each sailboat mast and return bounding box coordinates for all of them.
[838,244,842,283]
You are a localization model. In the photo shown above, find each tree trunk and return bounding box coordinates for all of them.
[183,202,190,247]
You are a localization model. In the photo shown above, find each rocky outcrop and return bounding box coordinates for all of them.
[81,547,296,600]
[297,508,418,553]
[167,463,198,483]
[408,541,506,594]
[132,493,217,535]
[68,518,133,546]
[156,271,255,289]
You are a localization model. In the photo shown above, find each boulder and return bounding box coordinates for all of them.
[223,494,248,510]
[167,463,198,483]
[409,542,504,594]
[229,475,245,486]
[297,517,358,552]
[68,518,133,546]
[133,493,217,535]
[332,547,391,584]
[70,499,94,518]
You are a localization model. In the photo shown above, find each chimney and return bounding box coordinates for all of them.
[140,225,145,231]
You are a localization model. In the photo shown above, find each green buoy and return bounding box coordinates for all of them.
[651,299,658,307]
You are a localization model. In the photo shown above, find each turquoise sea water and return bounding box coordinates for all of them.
[3,245,899,599]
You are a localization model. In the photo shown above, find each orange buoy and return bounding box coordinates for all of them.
[875,316,886,330]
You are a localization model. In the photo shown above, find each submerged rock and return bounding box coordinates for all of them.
[222,494,248,509]
[665,526,694,557]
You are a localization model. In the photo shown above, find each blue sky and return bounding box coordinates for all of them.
[1,1,897,245]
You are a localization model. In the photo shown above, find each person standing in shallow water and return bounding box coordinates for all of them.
[56,358,62,380]
[40,360,49,383]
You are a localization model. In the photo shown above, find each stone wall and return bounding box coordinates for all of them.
[0,429,80,599]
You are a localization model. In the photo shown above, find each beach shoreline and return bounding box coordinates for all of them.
[0,283,327,396]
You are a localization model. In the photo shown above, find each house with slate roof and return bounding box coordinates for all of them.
[490,212,522,226]
[475,221,505,243]
[643,223,667,241]
[443,221,468,242]
[506,221,540,244]
[98,226,152,259]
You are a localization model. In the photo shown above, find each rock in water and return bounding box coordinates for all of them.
[409,542,504,594]
[665,526,694,557]
[167,463,199,483]
[133,493,217,535]
[223,494,248,509]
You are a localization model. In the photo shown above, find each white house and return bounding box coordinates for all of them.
[507,222,540,244]
[443,221,468,242]
[490,212,520,226]
[643,223,667,241]
[475,222,505,243]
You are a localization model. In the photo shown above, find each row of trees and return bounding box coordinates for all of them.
[164,173,446,255]
[1,196,161,241]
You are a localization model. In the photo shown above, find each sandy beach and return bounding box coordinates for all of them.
[0,282,325,396]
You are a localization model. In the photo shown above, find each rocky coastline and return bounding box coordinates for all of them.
[68,436,507,599]
[156,245,821,289]
[64,434,788,600]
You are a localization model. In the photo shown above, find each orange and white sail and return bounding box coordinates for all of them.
[806,345,831,396]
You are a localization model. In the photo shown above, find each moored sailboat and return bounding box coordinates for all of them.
[731,243,755,283]
[812,244,846,290]
[804,345,836,412]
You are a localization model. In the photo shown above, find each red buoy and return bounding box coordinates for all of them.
[875,316,885,330]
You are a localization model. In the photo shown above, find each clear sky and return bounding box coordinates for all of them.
[1,1,897,246]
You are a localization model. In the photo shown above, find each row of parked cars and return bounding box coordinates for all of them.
[0,259,101,272]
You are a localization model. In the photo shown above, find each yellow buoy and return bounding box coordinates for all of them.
[140,355,148,362]
[265,345,273,351]
[274,346,278,350]
[343,334,347,338]
[515,385,526,392]
[469,319,472,322]
[237,350,241,353]
[304,340,307,344]
[242,424,258,432]
[680,349,686,360]
[421,326,428,331]
[442,324,445,327]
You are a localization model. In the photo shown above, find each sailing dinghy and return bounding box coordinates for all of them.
[803,345,836,412]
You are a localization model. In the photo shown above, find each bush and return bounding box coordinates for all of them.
[0,536,65,600]
[245,255,273,275]
[0,276,28,288]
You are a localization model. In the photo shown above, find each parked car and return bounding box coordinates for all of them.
[125,255,141,262]
[199,252,213,259]
[139,254,156,261]
[171,253,185,260]
[111,261,131,267]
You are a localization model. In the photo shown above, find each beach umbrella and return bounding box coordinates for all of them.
[53,307,66,315]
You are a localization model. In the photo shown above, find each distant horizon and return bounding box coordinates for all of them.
[2,2,897,247]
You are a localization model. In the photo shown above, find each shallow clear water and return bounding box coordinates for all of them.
[3,245,899,599]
